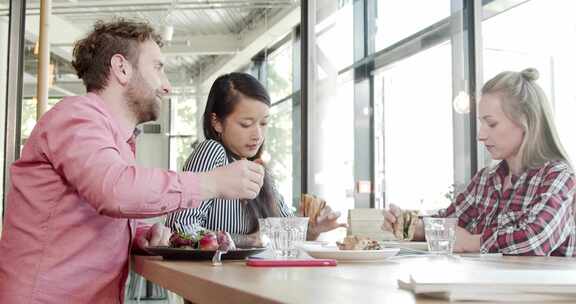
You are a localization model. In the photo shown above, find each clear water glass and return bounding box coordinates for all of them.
[423,217,457,255]
[259,217,308,258]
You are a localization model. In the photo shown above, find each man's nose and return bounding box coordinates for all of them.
[161,75,172,95]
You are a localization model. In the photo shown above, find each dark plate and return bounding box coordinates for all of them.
[145,246,267,261]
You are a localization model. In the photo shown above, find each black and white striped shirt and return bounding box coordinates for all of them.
[165,140,292,234]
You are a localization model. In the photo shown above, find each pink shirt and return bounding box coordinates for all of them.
[0,93,201,303]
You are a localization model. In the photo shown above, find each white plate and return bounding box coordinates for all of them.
[383,241,429,251]
[303,247,400,261]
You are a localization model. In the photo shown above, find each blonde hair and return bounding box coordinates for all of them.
[481,68,571,170]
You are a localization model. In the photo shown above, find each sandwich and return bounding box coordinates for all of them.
[299,194,326,224]
[337,235,382,250]
[393,210,419,241]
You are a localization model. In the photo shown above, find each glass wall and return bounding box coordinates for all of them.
[266,40,295,207]
[267,99,293,207]
[266,42,293,103]
[308,0,355,240]
[0,0,9,232]
[375,0,450,51]
[20,0,85,151]
[374,42,454,211]
[168,94,198,171]
[307,0,472,213]
[481,0,576,166]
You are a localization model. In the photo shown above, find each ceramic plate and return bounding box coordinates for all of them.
[145,246,267,261]
[383,241,429,252]
[302,246,400,261]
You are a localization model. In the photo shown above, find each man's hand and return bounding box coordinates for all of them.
[135,223,171,251]
[307,205,347,240]
[453,226,481,253]
[198,159,265,200]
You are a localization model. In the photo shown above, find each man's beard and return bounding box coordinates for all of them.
[124,71,161,124]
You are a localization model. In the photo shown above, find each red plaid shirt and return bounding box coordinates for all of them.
[438,160,576,256]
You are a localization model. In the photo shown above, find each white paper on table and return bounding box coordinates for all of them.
[398,269,576,302]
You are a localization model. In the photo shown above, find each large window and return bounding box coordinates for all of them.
[481,0,576,165]
[374,42,454,211]
[264,40,295,207]
[266,42,293,102]
[267,100,293,207]
[168,95,199,171]
[375,0,450,51]
[308,0,355,241]
[307,0,471,214]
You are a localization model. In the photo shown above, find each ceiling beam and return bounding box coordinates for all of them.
[198,4,300,88]
[25,0,295,9]
[163,35,241,56]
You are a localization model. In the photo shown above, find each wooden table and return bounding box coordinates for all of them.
[133,254,576,304]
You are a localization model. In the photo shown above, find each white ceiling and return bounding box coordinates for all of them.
[1,0,300,97]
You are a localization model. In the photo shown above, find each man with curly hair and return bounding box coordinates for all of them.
[0,19,265,303]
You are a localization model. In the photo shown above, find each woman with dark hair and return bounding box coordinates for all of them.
[166,72,345,246]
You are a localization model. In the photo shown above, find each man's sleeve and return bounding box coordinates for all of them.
[37,103,202,218]
[165,140,227,231]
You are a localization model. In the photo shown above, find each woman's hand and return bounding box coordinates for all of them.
[232,232,263,248]
[381,204,426,241]
[453,226,481,253]
[307,205,347,240]
[381,204,402,233]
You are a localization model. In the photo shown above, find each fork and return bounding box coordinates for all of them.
[211,250,227,266]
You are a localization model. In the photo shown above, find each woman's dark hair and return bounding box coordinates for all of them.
[203,72,280,232]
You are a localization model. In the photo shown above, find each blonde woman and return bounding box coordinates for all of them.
[382,68,576,256]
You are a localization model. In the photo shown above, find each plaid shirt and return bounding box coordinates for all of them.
[438,160,576,256]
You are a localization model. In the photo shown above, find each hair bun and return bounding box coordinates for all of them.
[521,68,539,81]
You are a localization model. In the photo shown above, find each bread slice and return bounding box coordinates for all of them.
[393,211,405,240]
[393,210,419,240]
[299,194,326,224]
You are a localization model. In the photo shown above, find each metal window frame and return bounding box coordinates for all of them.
[331,0,485,207]
[300,0,311,195]
[3,0,26,209]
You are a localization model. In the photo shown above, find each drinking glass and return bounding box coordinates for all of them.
[423,217,457,255]
[259,217,309,258]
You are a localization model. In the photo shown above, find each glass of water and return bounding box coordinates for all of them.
[259,217,309,258]
[423,217,457,255]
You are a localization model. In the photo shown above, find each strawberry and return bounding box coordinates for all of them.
[198,232,219,251]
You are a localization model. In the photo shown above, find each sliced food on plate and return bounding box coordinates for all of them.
[336,235,382,250]
[169,229,236,251]
[393,210,420,241]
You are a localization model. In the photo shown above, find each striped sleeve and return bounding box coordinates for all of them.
[165,140,227,232]
[272,182,293,217]
[182,140,227,173]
